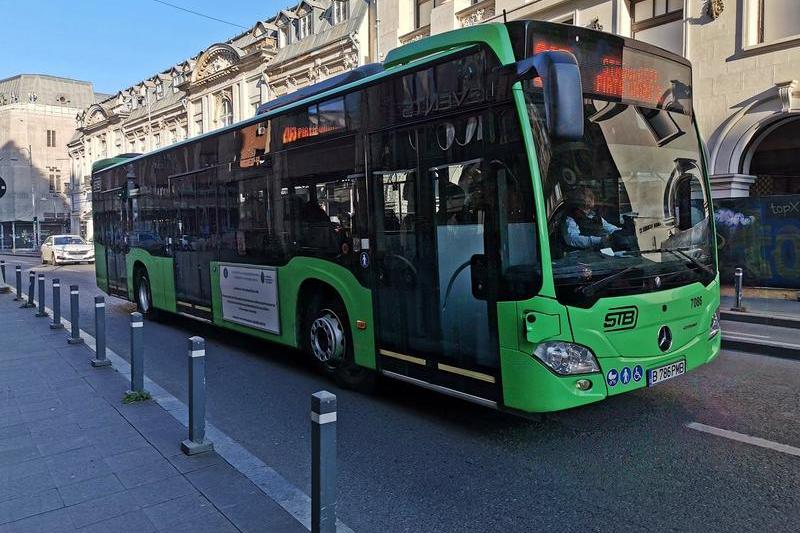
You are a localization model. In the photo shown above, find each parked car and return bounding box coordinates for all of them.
[41,235,95,265]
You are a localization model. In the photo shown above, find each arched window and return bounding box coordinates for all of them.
[218,97,233,127]
[748,118,800,196]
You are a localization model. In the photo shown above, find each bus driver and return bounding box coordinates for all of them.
[562,187,621,251]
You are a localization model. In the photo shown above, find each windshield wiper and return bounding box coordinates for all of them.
[576,266,640,298]
[636,247,715,277]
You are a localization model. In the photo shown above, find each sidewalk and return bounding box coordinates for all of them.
[0,289,304,531]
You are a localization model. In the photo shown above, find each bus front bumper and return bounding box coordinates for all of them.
[500,333,721,414]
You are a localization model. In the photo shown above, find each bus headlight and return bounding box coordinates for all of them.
[533,342,600,375]
[709,308,720,339]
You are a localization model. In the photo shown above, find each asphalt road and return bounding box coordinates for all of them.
[3,257,799,533]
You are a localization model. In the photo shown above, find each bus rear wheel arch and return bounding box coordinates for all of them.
[298,281,375,392]
[133,264,161,321]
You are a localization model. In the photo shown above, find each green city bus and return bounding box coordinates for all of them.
[92,20,721,414]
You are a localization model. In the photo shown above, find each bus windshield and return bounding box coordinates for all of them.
[517,31,715,306]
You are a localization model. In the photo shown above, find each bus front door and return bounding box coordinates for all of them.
[169,172,215,320]
[369,126,499,403]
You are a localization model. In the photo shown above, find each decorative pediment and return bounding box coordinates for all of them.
[252,20,278,38]
[85,104,108,127]
[276,10,298,25]
[297,0,325,14]
[192,43,243,83]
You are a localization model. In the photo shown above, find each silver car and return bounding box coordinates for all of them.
[41,235,95,265]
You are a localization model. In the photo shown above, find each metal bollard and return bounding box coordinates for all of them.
[67,285,84,344]
[35,274,47,317]
[129,312,144,393]
[311,391,337,533]
[14,266,22,301]
[0,260,8,294]
[181,336,213,455]
[91,296,111,367]
[50,279,63,330]
[732,267,746,312]
[23,271,35,308]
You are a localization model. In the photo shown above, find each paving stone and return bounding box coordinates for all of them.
[58,473,125,507]
[76,509,156,533]
[0,507,76,533]
[160,511,240,533]
[66,490,141,529]
[166,450,224,474]
[0,469,56,503]
[45,447,111,487]
[0,457,48,483]
[0,422,29,441]
[116,458,179,489]
[36,433,94,458]
[186,463,262,509]
[0,444,40,466]
[142,493,218,531]
[103,445,163,473]
[127,474,197,508]
[0,487,63,525]
[223,498,306,533]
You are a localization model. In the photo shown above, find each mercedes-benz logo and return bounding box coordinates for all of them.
[657,326,672,352]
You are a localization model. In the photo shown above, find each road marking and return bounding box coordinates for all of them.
[723,331,770,339]
[7,284,354,533]
[687,422,800,458]
[723,334,800,349]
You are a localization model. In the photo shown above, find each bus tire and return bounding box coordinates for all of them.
[303,295,375,392]
[134,269,161,321]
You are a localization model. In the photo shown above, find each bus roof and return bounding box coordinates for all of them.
[91,154,140,174]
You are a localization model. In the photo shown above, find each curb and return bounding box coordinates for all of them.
[722,335,800,361]
[721,309,800,329]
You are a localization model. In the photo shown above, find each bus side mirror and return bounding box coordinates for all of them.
[514,51,584,141]
[470,254,489,300]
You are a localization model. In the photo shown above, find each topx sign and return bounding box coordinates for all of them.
[0,177,6,199]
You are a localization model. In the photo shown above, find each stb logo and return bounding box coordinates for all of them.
[603,306,638,332]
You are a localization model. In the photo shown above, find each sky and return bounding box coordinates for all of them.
[0,0,287,94]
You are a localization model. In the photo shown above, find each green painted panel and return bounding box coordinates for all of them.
[209,257,376,369]
[385,23,517,67]
[94,243,108,293]
[568,279,720,359]
[125,248,177,312]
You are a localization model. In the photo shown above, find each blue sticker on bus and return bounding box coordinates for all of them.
[606,369,619,387]
[632,365,643,382]
[620,367,631,385]
[359,251,369,269]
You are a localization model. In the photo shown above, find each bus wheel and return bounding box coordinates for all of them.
[134,270,161,321]
[304,298,375,392]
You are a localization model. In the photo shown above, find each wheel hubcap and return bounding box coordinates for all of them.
[138,282,150,313]
[310,309,345,367]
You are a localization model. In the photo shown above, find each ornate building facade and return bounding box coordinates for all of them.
[69,0,371,239]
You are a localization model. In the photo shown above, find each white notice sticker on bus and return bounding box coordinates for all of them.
[219,264,280,335]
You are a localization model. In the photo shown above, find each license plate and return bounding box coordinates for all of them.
[647,359,686,387]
